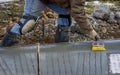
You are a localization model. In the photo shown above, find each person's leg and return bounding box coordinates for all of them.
[11,0,46,34]
[0,0,46,47]
[48,4,71,42]
[55,14,71,42]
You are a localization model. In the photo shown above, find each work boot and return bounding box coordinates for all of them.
[0,30,19,47]
[55,26,70,43]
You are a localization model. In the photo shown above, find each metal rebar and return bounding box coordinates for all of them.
[42,19,45,38]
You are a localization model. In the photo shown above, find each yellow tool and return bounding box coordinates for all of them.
[92,41,106,51]
[74,29,106,51]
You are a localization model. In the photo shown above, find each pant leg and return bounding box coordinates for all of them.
[48,3,70,26]
[47,4,71,42]
[23,0,46,17]
[10,0,46,34]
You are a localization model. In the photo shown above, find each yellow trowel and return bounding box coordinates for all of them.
[92,40,106,51]
[71,29,106,51]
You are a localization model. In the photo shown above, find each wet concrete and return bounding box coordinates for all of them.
[0,39,120,75]
[0,39,120,54]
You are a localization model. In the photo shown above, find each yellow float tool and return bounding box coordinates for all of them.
[92,41,106,51]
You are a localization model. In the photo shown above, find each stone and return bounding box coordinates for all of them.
[109,12,115,21]
[102,27,107,33]
[115,12,120,19]
[92,4,110,19]
[88,16,99,28]
[0,27,6,37]
[116,19,120,25]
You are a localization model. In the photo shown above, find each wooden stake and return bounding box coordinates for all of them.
[37,43,41,75]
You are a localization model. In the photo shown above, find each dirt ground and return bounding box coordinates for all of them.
[0,1,120,46]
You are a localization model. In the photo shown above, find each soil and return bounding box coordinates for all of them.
[0,1,120,46]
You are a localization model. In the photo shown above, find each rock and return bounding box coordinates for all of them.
[14,3,21,7]
[92,4,110,19]
[46,12,57,18]
[115,12,120,19]
[101,27,107,33]
[88,16,99,28]
[109,12,115,21]
[0,3,6,8]
[99,21,107,27]
[107,20,116,24]
[71,18,76,26]
[117,30,120,33]
[103,13,110,21]
[116,19,120,25]
[0,27,7,37]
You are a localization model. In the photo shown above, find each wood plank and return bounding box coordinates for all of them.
[76,53,84,75]
[95,52,102,75]
[57,52,65,75]
[83,52,90,75]
[90,52,96,75]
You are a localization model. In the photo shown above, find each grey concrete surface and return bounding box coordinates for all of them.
[0,39,120,75]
